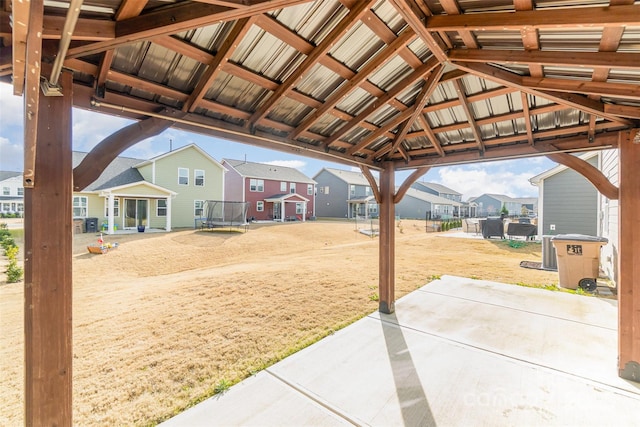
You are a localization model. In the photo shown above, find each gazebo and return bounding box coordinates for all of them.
[1,1,638,424]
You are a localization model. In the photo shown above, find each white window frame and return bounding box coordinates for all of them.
[178,167,189,186]
[17,187,24,196]
[256,201,264,212]
[250,179,264,192]
[157,199,167,217]
[104,198,120,217]
[290,182,296,194]
[296,203,303,214]
[73,196,88,218]
[194,200,205,217]
[307,184,313,195]
[280,182,287,192]
[17,203,24,212]
[2,187,9,196]
[1,203,9,212]
[350,185,355,196]
[194,169,205,187]
[368,203,377,214]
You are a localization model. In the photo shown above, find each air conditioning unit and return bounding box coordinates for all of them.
[542,235,558,270]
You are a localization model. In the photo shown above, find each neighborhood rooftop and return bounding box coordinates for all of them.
[224,159,316,184]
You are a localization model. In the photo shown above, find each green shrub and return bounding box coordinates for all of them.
[4,245,18,259]
[6,260,23,283]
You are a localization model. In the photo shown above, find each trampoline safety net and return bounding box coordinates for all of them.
[200,200,250,229]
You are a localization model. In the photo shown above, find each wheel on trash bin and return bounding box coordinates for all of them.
[578,278,597,292]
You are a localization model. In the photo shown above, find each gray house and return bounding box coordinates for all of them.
[529,152,599,237]
[314,168,377,219]
[469,194,525,217]
[396,187,462,220]
[411,181,462,202]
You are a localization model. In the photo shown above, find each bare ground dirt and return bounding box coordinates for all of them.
[1,220,560,426]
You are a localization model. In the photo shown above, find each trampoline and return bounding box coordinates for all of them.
[197,201,251,232]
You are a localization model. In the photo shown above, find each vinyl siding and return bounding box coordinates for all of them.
[542,156,598,236]
[223,164,244,202]
[143,147,224,228]
[314,170,350,218]
[599,149,619,283]
[396,196,431,219]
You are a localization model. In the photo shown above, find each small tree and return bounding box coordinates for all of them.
[500,204,509,217]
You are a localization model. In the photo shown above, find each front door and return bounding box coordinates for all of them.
[124,199,148,228]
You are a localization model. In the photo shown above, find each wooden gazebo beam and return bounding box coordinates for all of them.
[24,69,73,427]
[546,152,619,200]
[618,129,640,381]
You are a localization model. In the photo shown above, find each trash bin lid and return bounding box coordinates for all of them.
[551,234,608,243]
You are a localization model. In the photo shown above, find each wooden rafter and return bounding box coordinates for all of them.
[439,0,478,49]
[291,27,417,139]
[388,0,448,61]
[448,49,640,70]
[65,0,313,59]
[183,17,254,112]
[323,57,440,148]
[453,61,632,125]
[522,76,640,101]
[452,79,485,152]
[426,4,640,30]
[514,0,543,77]
[95,0,148,97]
[398,132,619,169]
[416,115,445,157]
[383,64,444,159]
[248,0,375,127]
[521,93,534,146]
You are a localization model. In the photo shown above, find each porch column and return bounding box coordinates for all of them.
[107,193,115,235]
[302,202,306,222]
[166,197,172,232]
[618,129,640,382]
[378,162,395,314]
[24,69,73,426]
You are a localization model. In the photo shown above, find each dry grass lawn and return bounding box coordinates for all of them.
[1,220,560,426]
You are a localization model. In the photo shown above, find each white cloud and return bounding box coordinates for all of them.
[263,159,307,171]
[435,161,540,201]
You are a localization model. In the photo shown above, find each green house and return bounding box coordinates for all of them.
[73,144,226,233]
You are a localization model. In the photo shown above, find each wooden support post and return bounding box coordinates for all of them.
[378,162,395,314]
[618,129,640,382]
[24,69,73,426]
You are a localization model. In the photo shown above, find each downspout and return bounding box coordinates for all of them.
[41,0,84,96]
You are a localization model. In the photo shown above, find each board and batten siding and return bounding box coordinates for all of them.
[599,149,619,284]
[314,170,350,218]
[137,146,225,228]
[542,156,598,236]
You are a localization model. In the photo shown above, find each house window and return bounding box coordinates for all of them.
[1,203,9,212]
[2,187,9,195]
[104,198,120,217]
[178,167,189,185]
[17,187,24,196]
[350,185,355,196]
[256,201,264,212]
[194,169,205,186]
[290,183,296,194]
[281,182,287,192]
[250,179,264,192]
[296,203,303,214]
[73,196,88,217]
[157,199,167,217]
[17,203,24,212]
[307,184,313,195]
[368,204,377,214]
[365,186,370,195]
[194,200,205,217]
[324,186,329,194]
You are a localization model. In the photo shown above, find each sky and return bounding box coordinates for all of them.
[0,83,555,201]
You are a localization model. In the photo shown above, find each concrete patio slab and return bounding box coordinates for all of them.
[161,275,640,426]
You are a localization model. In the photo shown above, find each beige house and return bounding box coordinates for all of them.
[73,144,226,233]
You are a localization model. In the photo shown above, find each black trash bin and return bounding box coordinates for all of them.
[85,217,99,233]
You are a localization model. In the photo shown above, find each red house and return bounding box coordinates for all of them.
[222,159,316,222]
